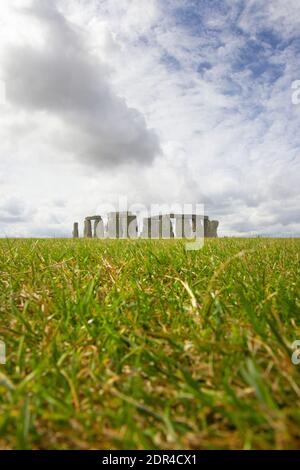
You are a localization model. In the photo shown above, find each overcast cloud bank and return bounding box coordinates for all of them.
[0,0,299,237]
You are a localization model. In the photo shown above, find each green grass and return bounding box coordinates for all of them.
[0,238,300,450]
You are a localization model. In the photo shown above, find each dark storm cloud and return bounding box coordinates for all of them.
[3,0,160,167]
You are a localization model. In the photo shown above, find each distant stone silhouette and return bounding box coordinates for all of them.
[74,212,219,239]
[207,220,219,238]
[72,222,79,238]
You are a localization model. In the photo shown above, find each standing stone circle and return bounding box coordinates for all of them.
[74,212,219,239]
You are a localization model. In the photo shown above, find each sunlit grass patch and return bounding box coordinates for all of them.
[0,238,299,449]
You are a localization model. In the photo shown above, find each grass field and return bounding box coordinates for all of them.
[0,238,299,450]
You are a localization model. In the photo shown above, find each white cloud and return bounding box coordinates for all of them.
[1,0,160,169]
[0,0,299,237]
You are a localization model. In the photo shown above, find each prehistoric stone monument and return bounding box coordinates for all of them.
[73,212,219,239]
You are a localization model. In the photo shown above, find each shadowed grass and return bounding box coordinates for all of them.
[0,238,299,449]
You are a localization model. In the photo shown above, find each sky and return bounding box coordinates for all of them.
[0,0,299,237]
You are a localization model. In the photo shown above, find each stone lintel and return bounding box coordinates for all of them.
[85,215,102,221]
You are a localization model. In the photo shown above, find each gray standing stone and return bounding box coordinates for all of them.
[84,219,93,238]
[141,218,151,239]
[128,215,138,239]
[174,215,193,238]
[141,216,160,239]
[107,212,135,239]
[207,220,219,238]
[107,212,118,238]
[183,216,193,239]
[192,215,204,238]
[94,218,105,238]
[204,217,209,238]
[119,213,129,239]
[73,222,79,238]
[162,215,174,239]
[150,216,161,239]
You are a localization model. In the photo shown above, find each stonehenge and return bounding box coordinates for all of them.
[74,212,219,239]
